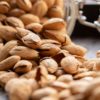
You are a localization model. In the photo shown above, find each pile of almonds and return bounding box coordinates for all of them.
[0,0,100,100]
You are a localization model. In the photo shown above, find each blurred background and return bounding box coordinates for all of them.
[71,0,100,58]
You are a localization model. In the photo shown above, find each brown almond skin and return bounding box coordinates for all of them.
[43,18,65,30]
[41,39,61,47]
[0,26,17,41]
[5,78,38,100]
[20,69,37,79]
[0,55,21,71]
[74,71,97,79]
[26,23,43,33]
[43,0,55,8]
[22,33,42,49]
[16,0,32,12]
[9,46,39,60]
[47,6,64,18]
[61,56,81,74]
[20,14,40,26]
[42,30,71,44]
[62,43,87,57]
[9,8,25,17]
[0,1,10,14]
[14,60,32,74]
[39,43,61,57]
[31,87,58,100]
[0,71,18,87]
[16,27,30,39]
[0,14,7,21]
[57,75,73,83]
[0,40,18,61]
[31,0,48,18]
[40,57,58,73]
[54,0,64,9]
[5,17,24,28]
[0,43,3,52]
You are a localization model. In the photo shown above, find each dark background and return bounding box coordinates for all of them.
[71,5,100,58]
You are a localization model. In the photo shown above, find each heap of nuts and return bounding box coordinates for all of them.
[0,0,100,100]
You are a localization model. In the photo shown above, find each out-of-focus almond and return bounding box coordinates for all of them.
[96,50,100,58]
[57,75,73,83]
[47,6,64,18]
[74,71,97,79]
[5,78,38,100]
[49,81,69,91]
[0,1,10,14]
[54,0,64,9]
[0,71,18,87]
[20,14,40,25]
[16,0,32,12]
[31,87,58,100]
[26,23,43,33]
[43,0,55,8]
[31,0,48,18]
[0,14,6,21]
[9,8,25,17]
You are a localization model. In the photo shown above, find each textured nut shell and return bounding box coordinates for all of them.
[5,17,24,28]
[62,43,87,57]
[0,56,21,71]
[16,27,30,39]
[40,58,58,73]
[14,60,32,74]
[43,18,65,30]
[22,33,42,49]
[0,40,18,61]
[9,46,39,59]
[0,26,17,41]
[61,56,80,74]
[42,30,71,44]
[26,23,43,33]
[39,43,61,57]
